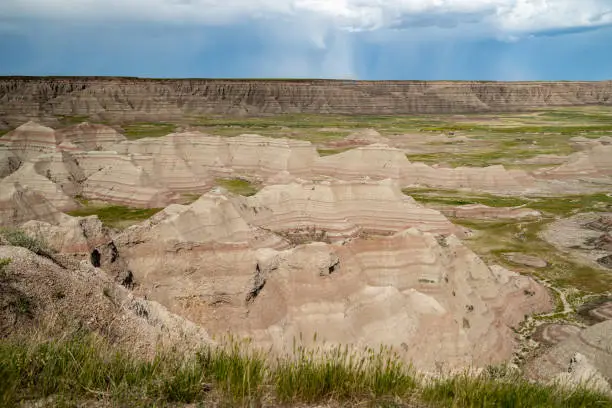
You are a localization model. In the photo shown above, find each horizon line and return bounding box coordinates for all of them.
[1,76,611,83]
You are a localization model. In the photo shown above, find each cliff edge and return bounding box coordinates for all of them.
[0,77,611,125]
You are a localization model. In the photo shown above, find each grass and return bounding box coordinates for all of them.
[1,332,610,408]
[56,115,92,126]
[451,217,612,293]
[527,193,612,217]
[317,148,351,156]
[401,188,612,293]
[66,205,163,229]
[215,178,259,196]
[0,258,10,276]
[179,193,202,204]
[401,188,529,207]
[0,228,53,257]
[121,122,177,140]
[402,188,612,217]
[421,373,610,408]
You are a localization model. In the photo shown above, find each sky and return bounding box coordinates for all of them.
[0,0,611,80]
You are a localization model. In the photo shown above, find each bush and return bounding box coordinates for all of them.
[0,258,10,278]
[0,229,53,257]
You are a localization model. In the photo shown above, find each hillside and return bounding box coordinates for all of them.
[0,77,611,126]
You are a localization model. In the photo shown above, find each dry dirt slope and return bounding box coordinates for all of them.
[0,77,611,125]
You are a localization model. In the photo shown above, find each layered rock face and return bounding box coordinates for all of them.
[527,320,612,393]
[114,185,550,371]
[55,122,126,151]
[20,215,132,284]
[0,243,213,356]
[1,77,611,124]
[0,117,559,372]
[315,144,538,194]
[438,204,541,220]
[537,145,612,180]
[113,132,318,179]
[240,180,462,239]
[0,182,64,227]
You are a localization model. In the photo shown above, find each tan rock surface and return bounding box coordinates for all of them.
[0,121,62,161]
[315,144,537,194]
[55,122,126,151]
[534,323,582,346]
[240,179,462,240]
[438,204,541,220]
[0,182,64,227]
[326,128,391,148]
[31,151,86,197]
[113,132,318,181]
[0,147,21,177]
[2,163,77,211]
[526,320,612,391]
[0,244,212,356]
[81,155,178,207]
[541,212,612,269]
[503,253,548,268]
[113,186,550,371]
[1,78,611,125]
[537,145,612,180]
[21,215,131,284]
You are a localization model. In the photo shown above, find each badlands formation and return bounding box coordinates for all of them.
[1,78,612,126]
[1,100,612,396]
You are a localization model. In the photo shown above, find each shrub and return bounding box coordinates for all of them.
[0,228,53,257]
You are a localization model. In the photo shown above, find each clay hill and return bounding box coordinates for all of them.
[2,117,612,398]
[0,77,611,125]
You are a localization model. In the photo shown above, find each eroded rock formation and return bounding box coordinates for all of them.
[1,78,611,125]
[114,185,550,371]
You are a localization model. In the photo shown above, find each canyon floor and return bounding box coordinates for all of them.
[1,105,612,407]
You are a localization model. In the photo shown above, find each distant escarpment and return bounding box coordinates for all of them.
[0,77,611,125]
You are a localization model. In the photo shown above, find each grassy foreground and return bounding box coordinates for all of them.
[1,332,610,407]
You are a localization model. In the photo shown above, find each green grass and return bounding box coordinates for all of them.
[528,193,612,217]
[0,258,10,274]
[0,228,53,257]
[402,188,612,217]
[401,188,612,293]
[215,178,259,196]
[421,373,610,408]
[121,122,177,140]
[56,115,92,126]
[66,205,163,229]
[402,188,529,207]
[1,333,610,407]
[451,217,612,293]
[317,148,351,156]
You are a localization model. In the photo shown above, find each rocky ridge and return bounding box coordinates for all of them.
[1,77,611,125]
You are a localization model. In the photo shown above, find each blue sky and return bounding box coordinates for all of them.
[1,0,611,80]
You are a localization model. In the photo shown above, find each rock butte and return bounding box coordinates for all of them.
[0,244,213,357]
[3,113,612,376]
[114,189,549,370]
[1,78,611,125]
[2,122,610,211]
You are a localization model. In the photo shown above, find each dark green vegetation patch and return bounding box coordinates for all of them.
[67,205,163,229]
[121,122,177,140]
[215,178,259,196]
[402,189,612,294]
